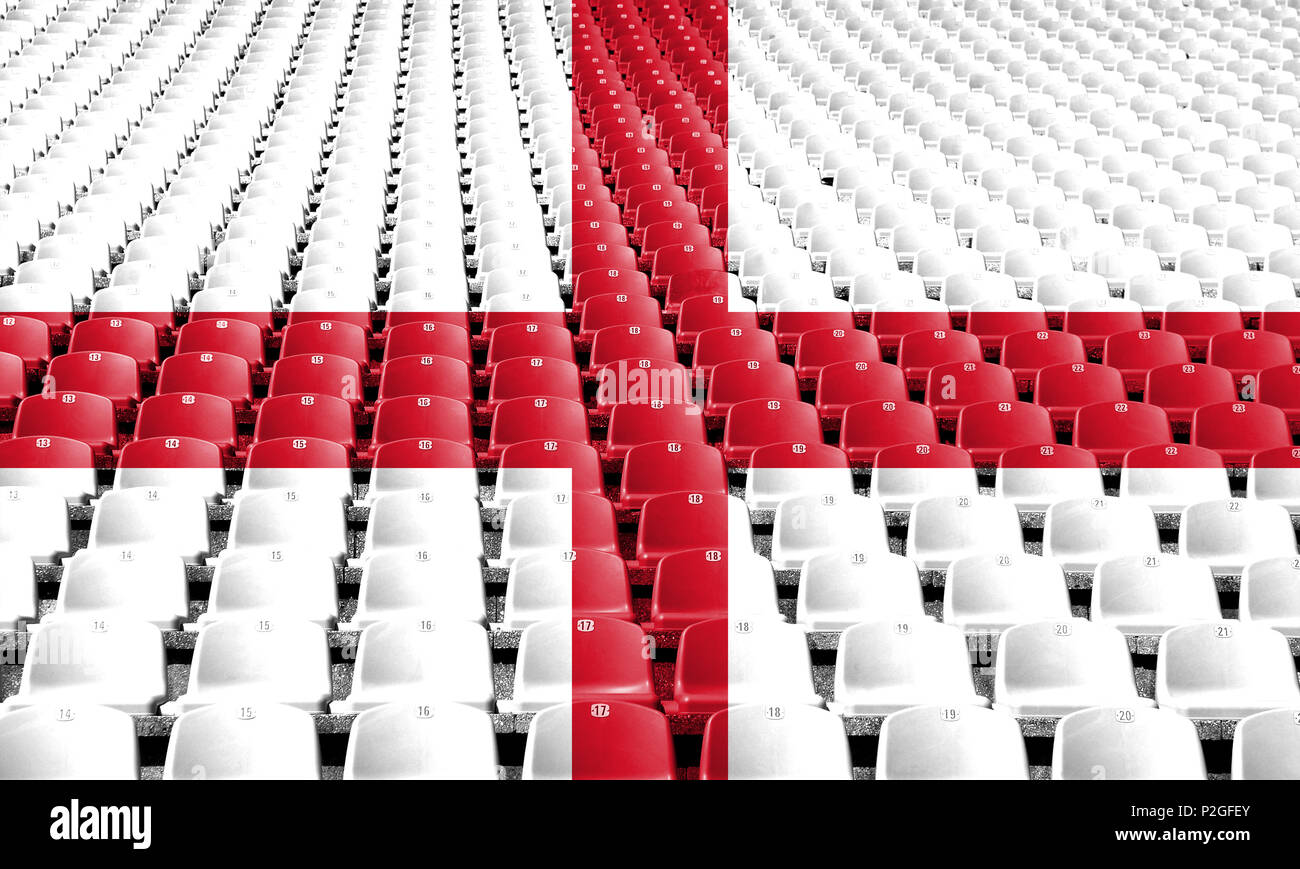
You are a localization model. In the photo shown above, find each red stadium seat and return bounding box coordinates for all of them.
[840,399,940,465]
[1144,362,1238,430]
[639,220,711,269]
[286,302,372,335]
[1102,330,1190,393]
[577,293,663,342]
[563,700,675,780]
[488,396,590,459]
[649,547,734,630]
[771,305,856,349]
[14,391,117,453]
[485,323,576,376]
[572,267,652,311]
[1034,362,1127,431]
[1063,304,1145,356]
[924,361,1018,424]
[384,303,472,335]
[45,350,141,408]
[721,397,823,464]
[246,435,350,473]
[253,393,357,452]
[815,360,908,421]
[750,440,852,477]
[1001,329,1087,393]
[377,355,474,406]
[589,325,678,371]
[593,358,694,412]
[869,305,952,356]
[69,317,160,370]
[382,321,472,363]
[174,318,267,369]
[631,199,700,245]
[156,352,253,408]
[498,439,606,499]
[605,400,708,459]
[1249,446,1300,478]
[568,242,637,279]
[704,359,800,416]
[691,326,779,375]
[90,303,173,335]
[650,242,723,292]
[281,321,371,371]
[999,442,1099,473]
[663,617,731,714]
[793,327,881,381]
[967,304,1050,360]
[135,393,238,453]
[956,400,1057,466]
[1258,363,1300,431]
[1074,400,1173,466]
[1260,305,1300,357]
[896,328,982,388]
[370,395,473,449]
[370,437,477,477]
[666,268,733,311]
[1206,330,1296,386]
[118,436,225,478]
[570,618,659,708]
[0,315,51,370]
[618,440,727,508]
[676,292,758,346]
[269,353,365,409]
[1122,442,1225,477]
[636,491,739,566]
[1191,401,1293,466]
[566,548,634,622]
[1163,306,1244,359]
[487,357,584,410]
[0,435,95,485]
[0,351,25,407]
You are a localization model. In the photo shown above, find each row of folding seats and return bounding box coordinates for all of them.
[4,609,1292,727]
[0,701,500,779]
[6,528,1298,639]
[6,697,1295,779]
[527,700,1300,780]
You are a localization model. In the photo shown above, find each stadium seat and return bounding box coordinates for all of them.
[1091,554,1223,635]
[1231,709,1300,780]
[1156,622,1300,718]
[664,617,822,715]
[1074,401,1173,467]
[875,705,1029,780]
[1042,497,1161,573]
[1241,557,1300,638]
[797,550,925,631]
[332,621,494,713]
[1052,707,1207,780]
[523,701,676,781]
[164,619,332,714]
[6,618,166,713]
[994,619,1149,716]
[343,703,499,781]
[830,618,988,715]
[907,494,1024,571]
[699,704,853,781]
[496,439,605,504]
[944,553,1072,633]
[163,704,321,781]
[506,617,658,713]
[1119,444,1231,513]
[0,704,140,780]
